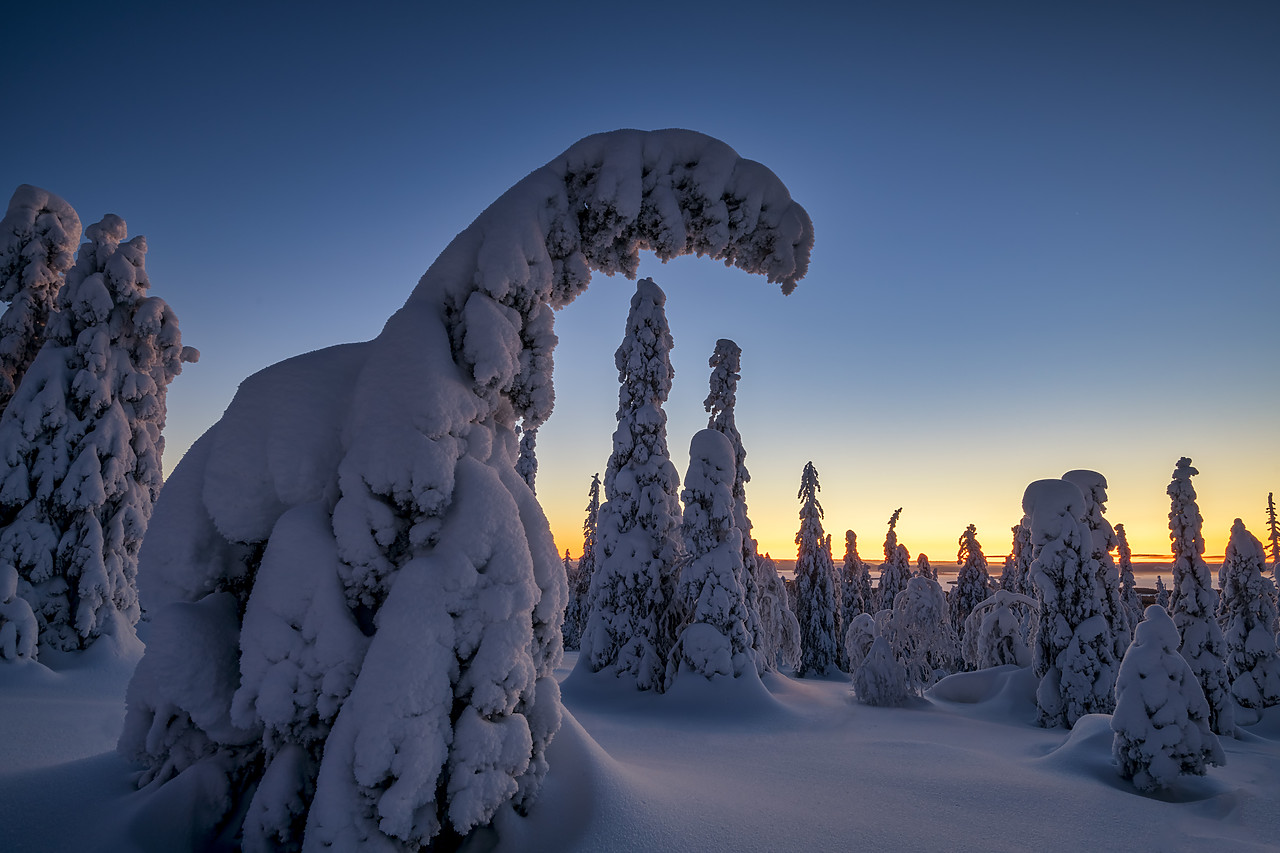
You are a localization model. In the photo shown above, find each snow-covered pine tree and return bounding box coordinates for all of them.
[876,508,911,612]
[0,562,38,660]
[703,338,769,673]
[0,186,82,416]
[515,425,537,493]
[1155,576,1170,609]
[562,472,600,651]
[666,429,756,684]
[916,553,934,580]
[843,611,877,675]
[0,215,196,652]
[961,589,1037,670]
[999,518,1033,595]
[1114,522,1142,637]
[1167,457,1235,736]
[755,552,801,671]
[1218,518,1280,710]
[840,530,873,630]
[1062,470,1130,662]
[1112,605,1224,793]
[885,574,955,692]
[117,129,813,850]
[1266,492,1280,584]
[580,277,683,691]
[950,524,991,637]
[792,461,840,676]
[853,635,910,707]
[1023,479,1122,728]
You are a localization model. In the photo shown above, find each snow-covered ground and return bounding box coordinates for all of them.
[3,645,1279,852]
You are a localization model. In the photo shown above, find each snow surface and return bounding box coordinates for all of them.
[5,648,1280,852]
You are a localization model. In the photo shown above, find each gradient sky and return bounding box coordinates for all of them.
[4,2,1277,564]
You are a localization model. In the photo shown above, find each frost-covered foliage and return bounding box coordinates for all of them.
[853,635,910,707]
[840,530,873,630]
[667,429,755,684]
[792,462,840,676]
[755,552,800,671]
[1167,457,1235,737]
[118,129,813,850]
[703,338,767,673]
[1155,576,1170,610]
[876,508,911,612]
[1112,605,1224,793]
[962,589,1036,670]
[515,425,537,494]
[1115,523,1142,636]
[562,473,600,651]
[1000,519,1032,595]
[0,562,37,660]
[1024,479,1120,728]
[1061,470,1130,661]
[843,611,877,675]
[1218,519,1280,709]
[950,524,991,636]
[885,575,955,692]
[0,186,82,416]
[915,552,933,580]
[581,278,682,692]
[0,215,196,652]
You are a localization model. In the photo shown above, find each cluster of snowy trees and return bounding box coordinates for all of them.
[0,186,196,660]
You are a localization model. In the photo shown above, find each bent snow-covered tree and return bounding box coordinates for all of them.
[118,129,812,851]
[0,215,195,652]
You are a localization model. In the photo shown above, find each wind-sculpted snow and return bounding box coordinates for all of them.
[119,129,812,850]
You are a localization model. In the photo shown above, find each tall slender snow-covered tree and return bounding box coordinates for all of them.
[0,215,196,652]
[0,186,82,417]
[580,277,683,692]
[950,524,991,636]
[840,530,873,630]
[1266,492,1280,580]
[1167,457,1235,737]
[666,429,756,684]
[1114,523,1142,636]
[515,425,537,494]
[1217,518,1280,710]
[562,472,600,651]
[117,130,813,850]
[1155,576,1171,610]
[1023,479,1121,728]
[1062,470,1130,661]
[755,552,801,671]
[1000,519,1032,595]
[792,461,840,676]
[876,508,911,612]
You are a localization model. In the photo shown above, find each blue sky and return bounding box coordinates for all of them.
[4,1,1277,561]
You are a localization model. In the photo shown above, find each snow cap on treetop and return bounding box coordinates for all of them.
[1062,470,1107,508]
[1021,479,1087,544]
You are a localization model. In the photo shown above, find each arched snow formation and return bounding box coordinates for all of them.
[119,129,813,850]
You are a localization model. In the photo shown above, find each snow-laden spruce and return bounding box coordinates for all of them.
[915,552,933,580]
[1266,492,1280,571]
[1166,457,1235,737]
[755,552,801,671]
[876,508,911,612]
[1155,576,1170,610]
[118,130,813,851]
[0,186,83,416]
[1023,479,1121,728]
[1112,605,1224,793]
[579,277,683,692]
[0,215,196,653]
[1218,518,1280,710]
[1061,470,1129,661]
[884,574,955,692]
[1115,522,1143,636]
[840,530,873,630]
[515,426,538,493]
[843,611,877,675]
[950,524,991,638]
[792,461,841,676]
[961,589,1036,670]
[562,472,600,651]
[853,635,910,707]
[666,429,756,684]
[0,562,38,660]
[999,518,1032,595]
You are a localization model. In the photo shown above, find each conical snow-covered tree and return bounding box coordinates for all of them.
[755,552,801,671]
[0,186,82,416]
[792,461,840,676]
[1062,469,1130,661]
[117,130,813,850]
[1167,457,1235,736]
[1155,576,1170,610]
[0,215,196,651]
[840,530,873,629]
[1218,518,1280,710]
[580,277,683,691]
[950,524,991,635]
[1115,522,1142,636]
[1112,605,1224,793]
[876,508,911,612]
[915,552,934,580]
[1024,479,1121,728]
[703,338,769,673]
[562,472,600,651]
[1000,518,1033,595]
[1266,492,1280,599]
[666,429,755,684]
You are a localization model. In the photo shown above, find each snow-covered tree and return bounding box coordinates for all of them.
[0,215,196,652]
[0,186,82,416]
[580,277,683,692]
[885,574,955,692]
[1023,479,1121,728]
[843,611,877,675]
[1266,492,1279,566]
[1062,469,1130,661]
[915,552,934,580]
[1167,457,1235,736]
[562,472,600,651]
[876,508,911,612]
[962,589,1037,670]
[1115,522,1142,636]
[792,461,840,676]
[1000,518,1032,595]
[840,530,873,630]
[1112,605,1224,793]
[515,425,537,494]
[950,524,991,636]
[853,635,910,707]
[755,552,801,671]
[666,429,756,684]
[1155,576,1170,609]
[1218,518,1280,709]
[117,129,814,850]
[0,562,37,661]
